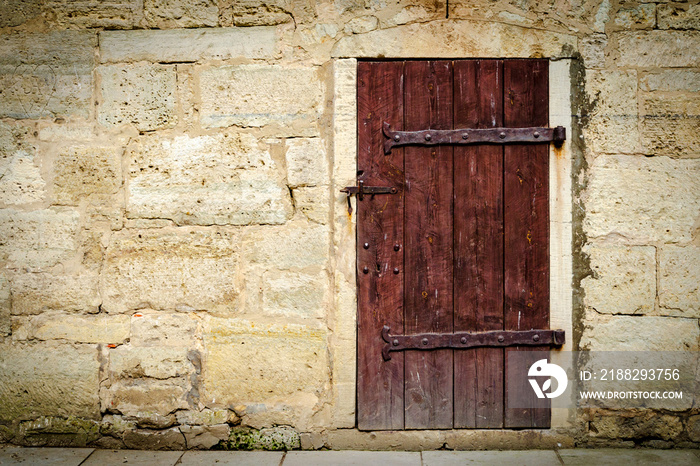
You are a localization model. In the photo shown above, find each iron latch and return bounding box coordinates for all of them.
[381,325,565,361]
[340,180,397,214]
[383,122,566,154]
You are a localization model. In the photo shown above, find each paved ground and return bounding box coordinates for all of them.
[0,447,698,465]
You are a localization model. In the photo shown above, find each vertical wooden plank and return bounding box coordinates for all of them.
[453,60,504,428]
[357,61,405,430]
[503,59,551,428]
[403,60,454,429]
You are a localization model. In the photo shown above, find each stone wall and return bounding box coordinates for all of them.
[0,0,698,450]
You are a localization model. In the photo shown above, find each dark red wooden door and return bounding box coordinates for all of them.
[356,59,551,430]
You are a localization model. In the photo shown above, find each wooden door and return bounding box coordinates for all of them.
[356,59,553,430]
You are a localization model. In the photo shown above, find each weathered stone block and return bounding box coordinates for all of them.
[590,412,683,441]
[123,427,186,450]
[286,138,328,187]
[100,28,277,63]
[219,0,315,26]
[0,0,40,27]
[642,95,700,157]
[293,187,329,224]
[331,20,577,59]
[0,31,95,119]
[0,343,100,421]
[101,228,239,314]
[585,70,640,154]
[658,3,700,30]
[262,270,328,318]
[109,346,193,380]
[582,244,655,315]
[10,271,100,315]
[54,145,122,205]
[18,416,101,447]
[243,222,330,270]
[103,379,191,417]
[180,424,229,449]
[127,133,292,226]
[0,208,79,269]
[580,34,607,69]
[0,144,44,207]
[43,0,144,29]
[12,312,130,344]
[616,31,700,68]
[98,64,177,132]
[200,65,323,133]
[0,275,9,336]
[131,312,198,347]
[204,319,328,403]
[613,4,655,29]
[688,414,700,442]
[176,409,230,426]
[144,0,218,27]
[583,155,700,243]
[581,314,699,351]
[659,245,700,317]
[345,15,379,34]
[640,70,700,93]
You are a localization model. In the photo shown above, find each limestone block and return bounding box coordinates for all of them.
[590,413,682,440]
[243,222,330,270]
[613,4,655,29]
[583,155,700,243]
[200,65,323,133]
[0,31,95,119]
[18,416,101,447]
[659,245,700,317]
[345,16,379,34]
[262,270,328,318]
[0,343,100,421]
[101,228,239,314]
[580,34,607,69]
[0,0,40,27]
[616,31,700,68]
[0,208,79,269]
[0,275,9,336]
[226,426,300,450]
[131,312,198,347]
[642,95,700,158]
[103,379,190,417]
[293,187,330,224]
[219,0,315,26]
[176,409,230,426]
[0,146,44,207]
[43,0,144,29]
[10,271,100,315]
[286,138,328,187]
[643,72,700,97]
[582,244,655,315]
[580,314,699,351]
[331,20,577,59]
[98,64,176,131]
[658,4,700,30]
[109,346,193,380]
[127,133,292,226]
[123,427,186,450]
[180,424,229,449]
[12,312,130,344]
[100,28,277,63]
[135,412,177,429]
[585,70,640,154]
[204,319,328,404]
[688,415,700,442]
[144,0,218,28]
[53,145,122,204]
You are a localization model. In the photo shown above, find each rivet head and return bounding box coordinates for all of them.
[498,335,505,343]
[363,266,369,274]
[499,132,506,139]
[392,339,399,346]
[394,244,400,251]
[394,135,400,142]
[363,242,369,249]
[390,187,397,194]
[460,337,467,344]
[533,132,540,138]
[533,334,540,342]
[393,268,399,274]
[425,134,432,141]
[462,133,468,139]
[422,338,429,345]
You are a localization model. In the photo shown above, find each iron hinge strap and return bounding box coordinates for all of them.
[381,325,565,361]
[383,122,566,154]
[340,180,398,213]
